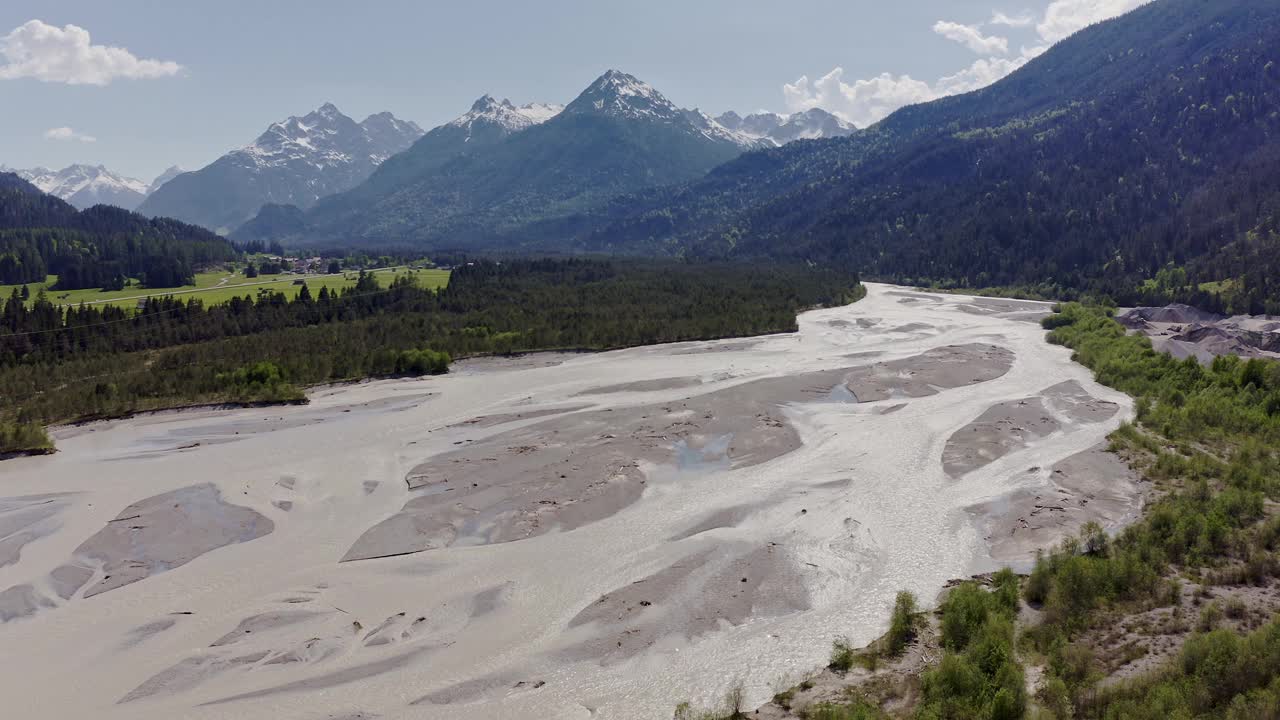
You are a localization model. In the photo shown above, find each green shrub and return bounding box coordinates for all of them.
[1199,601,1224,632]
[1034,303,1280,718]
[1095,619,1280,716]
[886,591,919,655]
[0,421,53,456]
[393,348,451,376]
[919,582,1024,719]
[942,583,1001,650]
[217,361,304,403]
[829,638,857,673]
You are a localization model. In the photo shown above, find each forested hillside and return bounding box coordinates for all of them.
[578,0,1280,311]
[0,172,237,289]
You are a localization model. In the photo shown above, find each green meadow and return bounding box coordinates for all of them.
[0,266,449,310]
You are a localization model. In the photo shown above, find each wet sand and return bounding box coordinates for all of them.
[969,443,1145,570]
[0,284,1132,720]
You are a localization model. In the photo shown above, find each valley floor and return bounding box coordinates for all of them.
[0,284,1133,719]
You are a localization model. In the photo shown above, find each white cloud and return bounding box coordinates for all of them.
[782,0,1154,127]
[784,50,1036,128]
[933,21,1009,56]
[43,126,96,143]
[1037,0,1152,43]
[990,11,1036,27]
[784,69,933,129]
[0,19,182,85]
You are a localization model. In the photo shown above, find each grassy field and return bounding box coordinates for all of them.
[1197,278,1239,294]
[0,267,449,310]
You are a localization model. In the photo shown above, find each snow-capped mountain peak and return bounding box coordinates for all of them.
[361,112,427,162]
[138,103,424,232]
[565,69,682,121]
[449,95,563,139]
[715,110,745,131]
[558,70,762,150]
[452,95,535,133]
[781,108,857,140]
[712,108,858,146]
[147,166,186,195]
[241,103,423,171]
[514,102,564,124]
[682,109,772,151]
[1,164,150,210]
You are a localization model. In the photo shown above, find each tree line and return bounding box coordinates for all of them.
[0,259,864,455]
[0,172,236,288]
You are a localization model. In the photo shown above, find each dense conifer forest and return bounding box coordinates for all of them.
[0,259,863,455]
[0,172,236,289]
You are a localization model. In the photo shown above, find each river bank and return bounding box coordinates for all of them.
[0,284,1134,719]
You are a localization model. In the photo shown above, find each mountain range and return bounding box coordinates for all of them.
[233,70,774,246]
[147,166,186,196]
[0,164,159,211]
[14,80,854,240]
[715,109,857,146]
[16,0,1278,311]
[486,0,1270,312]
[137,104,424,234]
[601,0,1279,294]
[241,0,1274,311]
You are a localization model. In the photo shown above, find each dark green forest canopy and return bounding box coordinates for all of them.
[569,0,1280,310]
[0,172,236,289]
[0,260,863,442]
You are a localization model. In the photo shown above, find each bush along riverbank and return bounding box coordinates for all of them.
[682,303,1280,719]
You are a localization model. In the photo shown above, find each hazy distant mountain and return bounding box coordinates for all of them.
[227,203,308,246]
[714,108,857,145]
[137,103,423,233]
[1,164,151,210]
[146,165,186,195]
[250,70,760,248]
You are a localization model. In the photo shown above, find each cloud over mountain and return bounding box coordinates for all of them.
[782,0,1152,127]
[990,11,1036,27]
[783,53,1034,129]
[1038,0,1152,43]
[932,21,1010,55]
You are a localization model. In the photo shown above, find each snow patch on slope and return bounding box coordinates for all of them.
[715,108,858,146]
[2,164,150,209]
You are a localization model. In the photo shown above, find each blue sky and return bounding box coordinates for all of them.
[0,0,1148,181]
